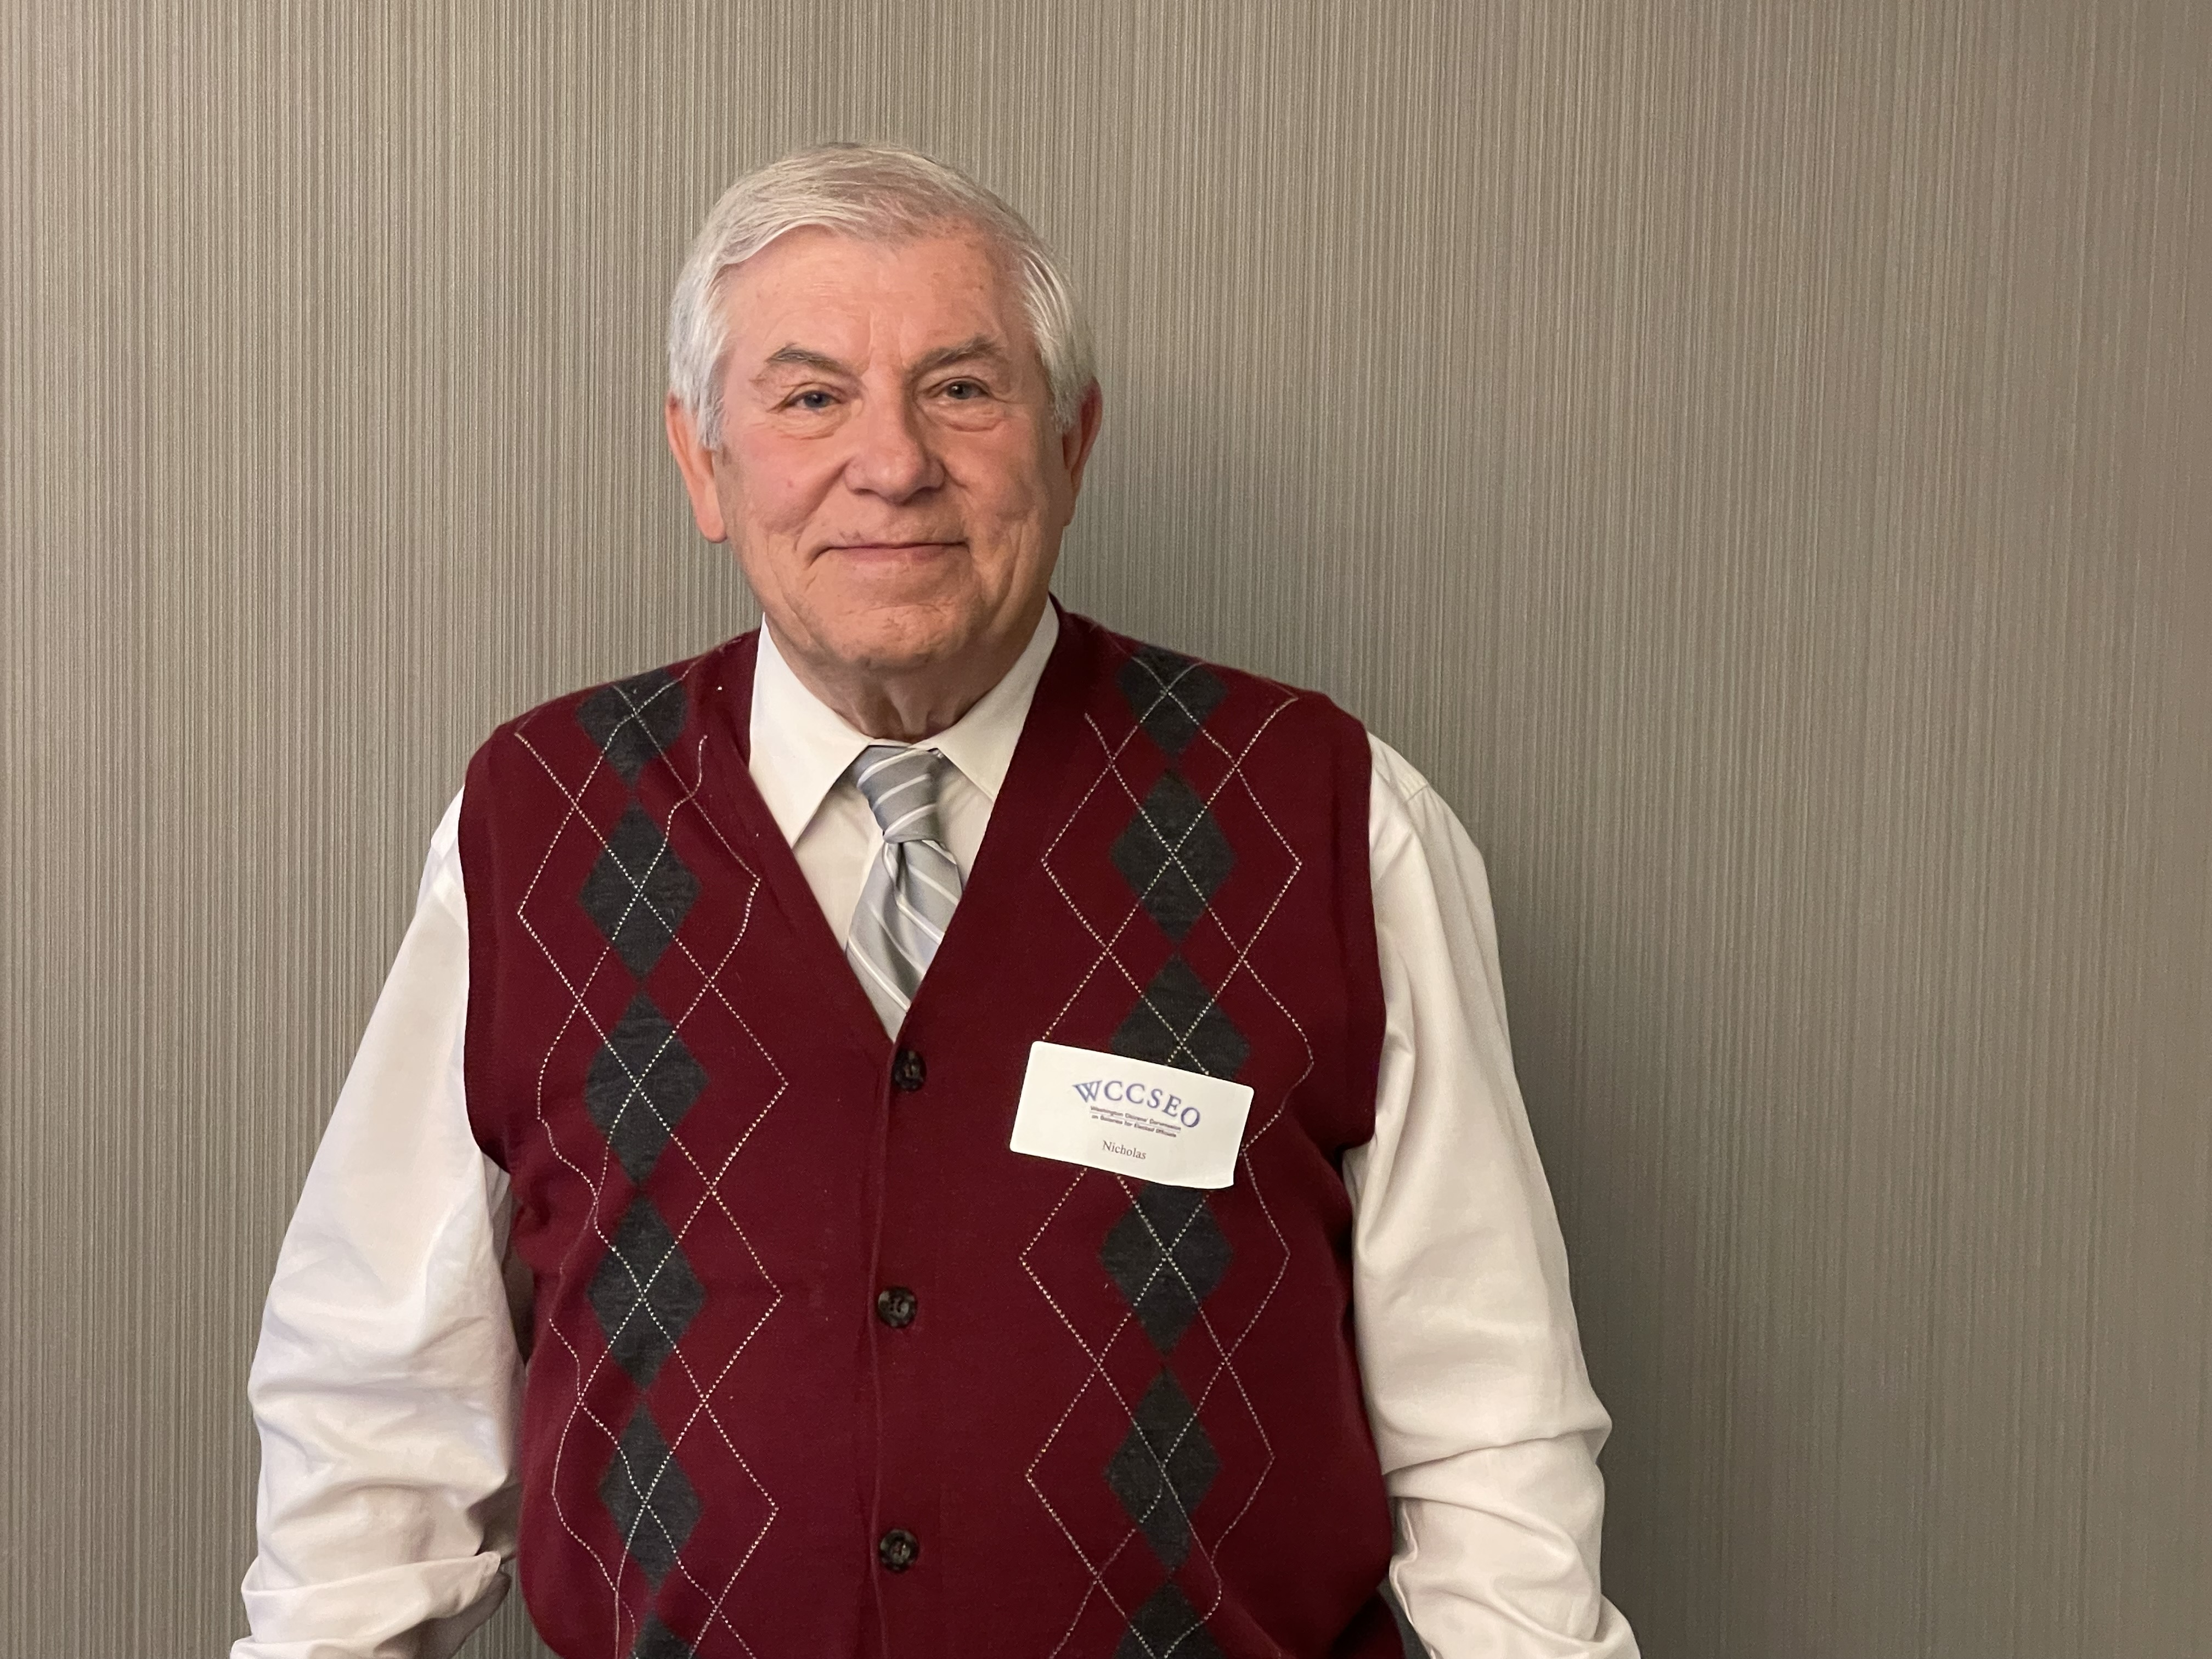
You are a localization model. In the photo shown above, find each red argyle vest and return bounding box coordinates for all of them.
[460,608,1398,1659]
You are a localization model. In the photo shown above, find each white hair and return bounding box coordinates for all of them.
[668,143,1096,449]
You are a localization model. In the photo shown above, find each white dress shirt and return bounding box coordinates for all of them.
[235,608,1638,1659]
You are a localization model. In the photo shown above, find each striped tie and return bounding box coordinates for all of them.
[845,744,964,1034]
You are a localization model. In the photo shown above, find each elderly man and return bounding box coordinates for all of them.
[236,145,1638,1659]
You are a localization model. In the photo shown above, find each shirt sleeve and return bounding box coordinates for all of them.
[234,792,524,1659]
[1344,736,1638,1658]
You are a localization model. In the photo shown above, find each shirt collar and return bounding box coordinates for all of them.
[747,603,1060,848]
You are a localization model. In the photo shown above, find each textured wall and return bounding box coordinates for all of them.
[3,4,2206,1656]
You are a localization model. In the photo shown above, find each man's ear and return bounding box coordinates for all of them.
[665,393,729,543]
[1060,382,1104,496]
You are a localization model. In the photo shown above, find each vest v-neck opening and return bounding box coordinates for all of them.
[695,614,1094,1057]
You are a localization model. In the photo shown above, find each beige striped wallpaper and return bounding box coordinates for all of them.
[3,3,2206,1655]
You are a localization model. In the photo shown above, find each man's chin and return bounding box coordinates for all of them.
[806,604,982,678]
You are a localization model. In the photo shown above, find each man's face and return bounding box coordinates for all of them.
[669,226,1099,684]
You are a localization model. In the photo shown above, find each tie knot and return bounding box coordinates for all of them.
[849,745,953,845]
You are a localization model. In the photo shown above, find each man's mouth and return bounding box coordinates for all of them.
[819,539,964,558]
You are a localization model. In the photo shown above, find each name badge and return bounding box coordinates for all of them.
[1009,1041,1255,1189]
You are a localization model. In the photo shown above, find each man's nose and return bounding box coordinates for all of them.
[843,392,944,501]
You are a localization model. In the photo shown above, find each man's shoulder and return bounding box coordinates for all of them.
[467,632,757,774]
[1071,612,1368,754]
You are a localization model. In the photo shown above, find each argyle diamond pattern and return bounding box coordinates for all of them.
[1117,646,1227,758]
[1110,956,1250,1080]
[1101,1183,1233,1353]
[1110,772,1235,941]
[583,994,708,1187]
[1100,1177,1233,1649]
[600,1404,699,1589]
[577,667,689,783]
[1113,1581,1228,1659]
[1104,1369,1221,1568]
[587,1195,706,1388]
[631,1615,697,1659]
[1095,644,1255,1653]
[579,802,701,978]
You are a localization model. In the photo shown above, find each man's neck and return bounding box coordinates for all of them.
[764,608,1045,743]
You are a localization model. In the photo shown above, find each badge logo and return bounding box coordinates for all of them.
[1070,1076,1204,1127]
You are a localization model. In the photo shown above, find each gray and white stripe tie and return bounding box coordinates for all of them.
[845,744,964,1034]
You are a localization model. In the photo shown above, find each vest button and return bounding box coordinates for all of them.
[875,1285,918,1328]
[891,1048,926,1092]
[878,1527,919,1572]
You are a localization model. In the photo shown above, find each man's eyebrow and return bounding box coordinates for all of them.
[757,345,853,377]
[910,336,1011,377]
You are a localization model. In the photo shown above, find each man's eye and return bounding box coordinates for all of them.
[787,389,836,411]
[941,379,985,400]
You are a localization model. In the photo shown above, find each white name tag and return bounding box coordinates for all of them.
[1009,1041,1255,1189]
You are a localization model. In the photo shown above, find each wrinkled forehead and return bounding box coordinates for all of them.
[716,223,1038,373]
